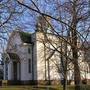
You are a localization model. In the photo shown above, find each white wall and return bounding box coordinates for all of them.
[6,31,33,81]
[17,44,33,81]
[6,31,90,81]
[36,32,61,80]
[8,61,13,80]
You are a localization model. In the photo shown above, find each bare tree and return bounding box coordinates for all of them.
[0,0,29,63]
[4,0,89,90]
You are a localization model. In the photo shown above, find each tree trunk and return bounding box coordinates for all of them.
[73,48,81,90]
[44,43,47,80]
[74,60,81,90]
[47,59,50,85]
[60,39,67,90]
[63,72,67,90]
[71,1,81,89]
[71,26,81,90]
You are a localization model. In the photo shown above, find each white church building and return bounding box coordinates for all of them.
[3,30,65,84]
[3,30,90,85]
[3,16,90,85]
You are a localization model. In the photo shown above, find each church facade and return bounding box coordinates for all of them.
[3,30,90,85]
[3,31,63,84]
[3,16,90,85]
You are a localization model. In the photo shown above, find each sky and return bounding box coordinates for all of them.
[0,0,90,62]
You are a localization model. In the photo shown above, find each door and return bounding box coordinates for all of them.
[13,62,17,80]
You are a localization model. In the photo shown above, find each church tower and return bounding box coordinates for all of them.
[36,16,51,33]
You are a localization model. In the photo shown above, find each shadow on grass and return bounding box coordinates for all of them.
[32,86,57,90]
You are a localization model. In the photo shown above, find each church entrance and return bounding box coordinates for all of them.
[13,61,17,80]
[13,61,21,80]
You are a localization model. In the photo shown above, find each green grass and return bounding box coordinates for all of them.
[0,85,90,90]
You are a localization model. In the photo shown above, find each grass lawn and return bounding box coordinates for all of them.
[0,85,90,90]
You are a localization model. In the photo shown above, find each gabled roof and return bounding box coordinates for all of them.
[9,30,33,44]
[19,31,32,44]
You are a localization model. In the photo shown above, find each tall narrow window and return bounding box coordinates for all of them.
[5,63,8,80]
[28,48,31,54]
[28,59,31,73]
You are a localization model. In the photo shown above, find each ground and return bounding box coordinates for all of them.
[0,85,90,90]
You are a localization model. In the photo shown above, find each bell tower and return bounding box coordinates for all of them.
[36,16,51,33]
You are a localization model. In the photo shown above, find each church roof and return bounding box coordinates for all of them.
[19,31,32,44]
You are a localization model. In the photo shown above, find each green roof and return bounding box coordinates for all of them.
[19,31,32,44]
